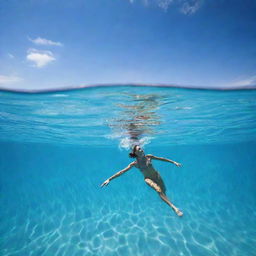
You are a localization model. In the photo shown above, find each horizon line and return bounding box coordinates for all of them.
[0,83,256,94]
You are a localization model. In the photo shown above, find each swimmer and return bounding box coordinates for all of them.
[101,145,183,217]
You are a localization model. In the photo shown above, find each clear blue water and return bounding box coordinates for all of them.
[0,86,256,256]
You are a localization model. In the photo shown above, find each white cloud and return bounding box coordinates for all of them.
[180,0,202,15]
[0,75,23,85]
[8,53,15,59]
[26,48,56,68]
[127,0,202,14]
[157,0,173,11]
[228,76,256,87]
[29,37,63,47]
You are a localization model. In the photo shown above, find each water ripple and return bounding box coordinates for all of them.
[0,86,255,146]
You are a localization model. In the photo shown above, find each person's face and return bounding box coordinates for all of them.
[135,146,144,157]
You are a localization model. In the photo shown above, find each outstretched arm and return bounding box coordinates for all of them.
[147,154,182,167]
[100,161,136,187]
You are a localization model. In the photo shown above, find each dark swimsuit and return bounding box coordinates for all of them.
[148,171,166,194]
[137,158,167,194]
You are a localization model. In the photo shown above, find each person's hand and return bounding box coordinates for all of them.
[175,162,182,167]
[100,179,110,187]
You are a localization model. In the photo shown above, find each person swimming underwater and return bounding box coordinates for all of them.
[101,145,183,217]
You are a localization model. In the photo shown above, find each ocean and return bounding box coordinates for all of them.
[0,86,255,256]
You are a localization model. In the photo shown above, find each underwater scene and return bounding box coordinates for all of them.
[0,86,256,256]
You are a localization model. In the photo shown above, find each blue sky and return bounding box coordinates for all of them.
[0,0,256,90]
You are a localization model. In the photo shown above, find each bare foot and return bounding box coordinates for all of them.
[175,209,183,217]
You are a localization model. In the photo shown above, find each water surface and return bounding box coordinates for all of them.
[0,86,255,256]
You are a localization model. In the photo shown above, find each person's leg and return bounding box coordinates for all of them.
[159,193,183,217]
[144,178,183,217]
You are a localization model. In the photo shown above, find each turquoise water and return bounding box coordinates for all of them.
[0,86,256,256]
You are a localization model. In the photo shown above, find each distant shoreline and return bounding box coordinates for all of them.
[0,83,255,94]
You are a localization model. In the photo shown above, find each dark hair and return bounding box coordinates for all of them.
[129,145,138,158]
